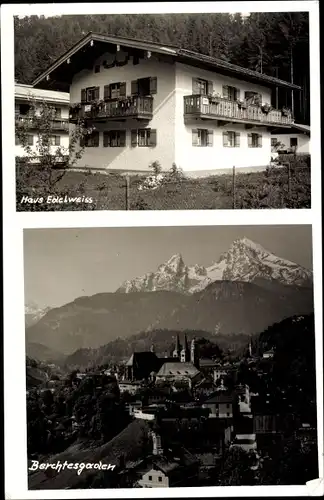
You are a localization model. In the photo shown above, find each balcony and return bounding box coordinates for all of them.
[15,114,69,131]
[70,96,153,122]
[184,95,293,127]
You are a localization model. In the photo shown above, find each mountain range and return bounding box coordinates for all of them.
[116,238,312,294]
[25,301,51,328]
[25,238,313,361]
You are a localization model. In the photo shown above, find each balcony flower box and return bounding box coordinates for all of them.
[208,93,222,104]
[237,99,247,109]
[261,103,272,114]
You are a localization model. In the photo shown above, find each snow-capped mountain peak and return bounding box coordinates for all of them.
[116,238,312,294]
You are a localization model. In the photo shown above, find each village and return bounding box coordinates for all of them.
[27,329,316,488]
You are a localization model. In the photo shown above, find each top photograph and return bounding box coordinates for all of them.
[15,11,311,211]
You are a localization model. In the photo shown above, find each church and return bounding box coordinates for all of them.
[155,335,203,388]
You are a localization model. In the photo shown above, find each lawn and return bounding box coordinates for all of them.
[16,157,311,211]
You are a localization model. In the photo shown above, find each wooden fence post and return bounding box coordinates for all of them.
[125,174,130,210]
[232,165,236,209]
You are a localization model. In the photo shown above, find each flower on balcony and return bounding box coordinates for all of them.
[261,103,272,114]
[237,99,247,109]
[208,92,222,104]
[281,107,290,116]
[91,99,105,112]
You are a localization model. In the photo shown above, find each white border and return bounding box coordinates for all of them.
[2,2,322,499]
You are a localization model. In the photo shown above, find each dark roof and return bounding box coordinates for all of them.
[204,392,234,403]
[32,31,301,91]
[125,351,159,367]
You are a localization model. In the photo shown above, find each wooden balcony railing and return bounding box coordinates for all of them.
[71,96,153,122]
[183,95,293,126]
[15,114,69,130]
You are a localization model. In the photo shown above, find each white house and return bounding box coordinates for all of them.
[32,32,300,176]
[271,123,310,154]
[15,83,70,157]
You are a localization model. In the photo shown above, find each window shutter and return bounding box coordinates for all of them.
[120,130,126,147]
[149,129,157,147]
[192,78,199,94]
[149,77,157,95]
[94,131,99,147]
[81,89,87,103]
[131,129,138,146]
[222,131,228,147]
[192,129,199,146]
[222,85,229,99]
[207,81,213,95]
[207,130,214,146]
[235,88,241,100]
[95,87,100,100]
[234,132,240,147]
[104,85,111,99]
[119,82,127,97]
[80,135,85,147]
[28,135,34,146]
[248,133,253,147]
[103,131,109,147]
[131,80,139,95]
[55,136,60,146]
[258,134,263,147]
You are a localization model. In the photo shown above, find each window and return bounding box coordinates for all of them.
[192,129,213,147]
[81,87,100,103]
[27,135,34,146]
[80,131,100,147]
[223,131,240,147]
[271,138,278,147]
[104,82,126,100]
[49,136,60,146]
[226,403,230,408]
[248,133,262,148]
[192,78,213,96]
[227,412,230,417]
[245,91,262,106]
[131,77,157,96]
[103,130,126,147]
[148,476,152,481]
[223,85,240,101]
[290,137,298,148]
[131,128,157,147]
[19,103,31,116]
[15,135,21,146]
[54,107,61,119]
[94,64,100,73]
[158,477,162,482]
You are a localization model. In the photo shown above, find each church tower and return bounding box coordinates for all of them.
[190,337,199,368]
[248,337,252,358]
[173,334,180,358]
[180,334,190,362]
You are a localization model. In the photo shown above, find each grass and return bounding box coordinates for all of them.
[16,156,311,211]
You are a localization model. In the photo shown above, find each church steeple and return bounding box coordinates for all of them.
[180,334,190,362]
[190,337,199,368]
[173,334,180,358]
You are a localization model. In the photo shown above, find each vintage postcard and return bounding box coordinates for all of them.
[4,2,320,211]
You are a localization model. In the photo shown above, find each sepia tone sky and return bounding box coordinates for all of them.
[24,225,313,308]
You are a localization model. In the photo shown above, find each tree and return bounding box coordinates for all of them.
[15,97,93,211]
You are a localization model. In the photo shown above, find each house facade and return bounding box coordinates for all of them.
[271,123,310,154]
[33,32,300,175]
[15,84,70,158]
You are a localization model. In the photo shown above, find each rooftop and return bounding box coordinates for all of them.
[32,31,302,92]
[15,83,69,104]
[157,361,200,378]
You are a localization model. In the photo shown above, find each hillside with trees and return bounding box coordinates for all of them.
[14,12,310,123]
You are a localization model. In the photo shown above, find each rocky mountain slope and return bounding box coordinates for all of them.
[117,238,312,294]
[25,301,51,327]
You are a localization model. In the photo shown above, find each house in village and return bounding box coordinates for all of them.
[32,32,300,176]
[271,123,310,154]
[15,83,70,158]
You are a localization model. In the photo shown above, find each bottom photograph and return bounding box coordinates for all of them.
[24,225,318,490]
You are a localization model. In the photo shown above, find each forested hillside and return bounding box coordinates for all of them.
[14,12,310,123]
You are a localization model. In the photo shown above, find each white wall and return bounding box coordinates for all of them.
[71,52,176,172]
[272,133,310,154]
[138,469,169,488]
[174,63,272,173]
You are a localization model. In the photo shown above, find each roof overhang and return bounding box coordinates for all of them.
[32,32,302,92]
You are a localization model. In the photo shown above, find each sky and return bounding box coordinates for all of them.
[23,225,313,309]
